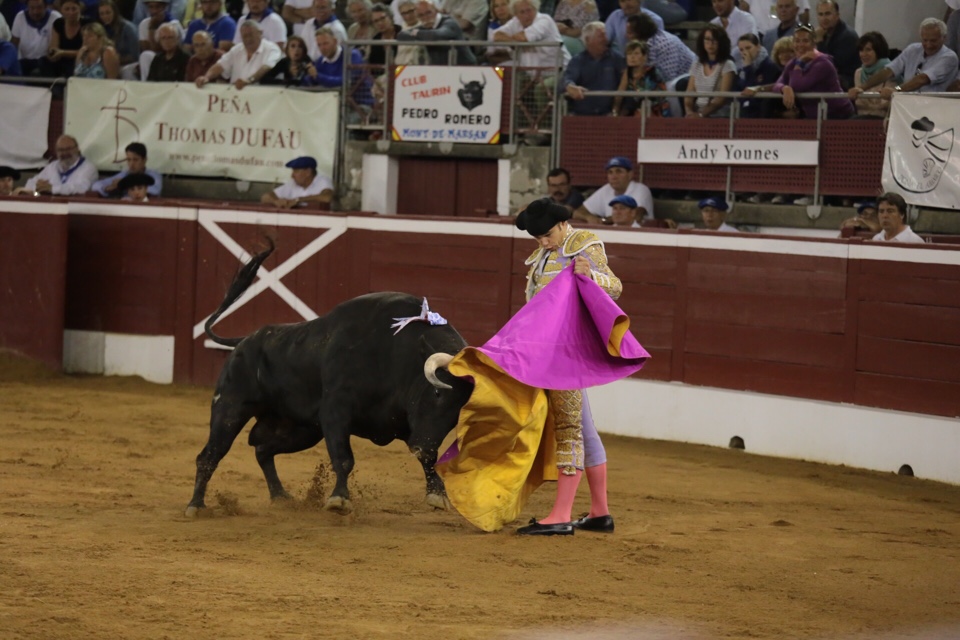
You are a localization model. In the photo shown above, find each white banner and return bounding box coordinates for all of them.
[0,85,52,169]
[882,94,960,210]
[637,139,820,165]
[64,79,338,183]
[391,66,503,144]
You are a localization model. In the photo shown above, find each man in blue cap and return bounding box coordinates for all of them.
[261,156,334,208]
[575,156,654,225]
[608,194,641,227]
[698,196,738,232]
[840,201,880,234]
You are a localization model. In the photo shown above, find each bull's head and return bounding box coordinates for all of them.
[457,74,486,112]
[424,352,455,389]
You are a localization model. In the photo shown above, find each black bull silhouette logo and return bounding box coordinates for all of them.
[458,74,486,111]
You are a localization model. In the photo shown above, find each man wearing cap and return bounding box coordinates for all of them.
[118,173,156,202]
[196,19,281,89]
[839,201,880,235]
[261,156,334,208]
[872,192,924,244]
[0,166,21,196]
[699,197,738,232]
[15,135,98,197]
[609,195,640,227]
[91,142,163,199]
[574,156,654,225]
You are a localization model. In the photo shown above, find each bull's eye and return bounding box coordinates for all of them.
[434,389,441,398]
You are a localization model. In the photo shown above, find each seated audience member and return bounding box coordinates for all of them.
[261,35,314,85]
[851,18,959,100]
[561,21,624,115]
[369,2,419,70]
[0,39,22,76]
[396,0,477,65]
[773,24,854,119]
[605,0,663,56]
[393,0,423,63]
[609,194,640,227]
[138,0,183,80]
[492,0,569,70]
[262,156,334,209]
[872,192,924,243]
[771,34,794,69]
[196,19,281,88]
[948,3,960,55]
[49,0,89,77]
[132,0,186,25]
[183,0,236,52]
[74,21,119,77]
[485,0,513,64]
[710,0,756,65]
[736,33,781,118]
[16,135,98,196]
[839,200,880,235]
[303,0,348,62]
[146,22,187,79]
[98,0,139,65]
[233,0,285,47]
[643,0,688,26]
[627,13,695,83]
[347,0,376,55]
[745,0,808,36]
[574,156,653,224]
[91,142,163,198]
[306,26,373,107]
[699,196,738,231]
[546,167,584,213]
[11,0,60,75]
[0,12,10,42]
[849,31,897,118]
[441,0,488,38]
[553,0,597,56]
[684,24,736,118]
[185,30,222,81]
[117,172,155,202]
[762,0,802,53]
[0,166,21,196]
[613,39,670,116]
[814,0,858,89]
[282,0,315,30]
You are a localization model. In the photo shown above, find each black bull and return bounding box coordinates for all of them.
[185,243,473,517]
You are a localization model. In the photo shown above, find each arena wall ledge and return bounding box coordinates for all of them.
[2,196,959,484]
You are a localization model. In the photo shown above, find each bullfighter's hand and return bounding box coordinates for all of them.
[573,255,591,277]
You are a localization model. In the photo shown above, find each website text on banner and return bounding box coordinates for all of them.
[64,79,339,183]
[391,66,503,144]
[882,94,960,211]
[1,85,52,169]
[637,140,820,165]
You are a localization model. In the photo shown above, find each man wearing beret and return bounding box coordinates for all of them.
[699,196,738,232]
[0,166,21,196]
[91,142,163,199]
[574,156,654,225]
[261,156,334,208]
[117,172,156,202]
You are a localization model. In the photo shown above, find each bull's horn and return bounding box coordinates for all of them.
[459,74,466,87]
[424,353,455,389]
[480,74,486,88]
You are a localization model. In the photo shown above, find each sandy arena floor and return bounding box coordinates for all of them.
[1,353,959,640]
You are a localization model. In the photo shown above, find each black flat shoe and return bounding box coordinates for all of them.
[516,518,574,536]
[572,514,614,533]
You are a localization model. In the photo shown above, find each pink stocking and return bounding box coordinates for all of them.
[585,463,609,518]
[539,470,583,524]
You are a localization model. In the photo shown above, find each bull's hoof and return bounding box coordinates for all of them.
[184,505,202,518]
[323,496,353,515]
[270,491,294,503]
[426,492,452,511]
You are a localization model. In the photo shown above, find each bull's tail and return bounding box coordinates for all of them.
[204,239,276,348]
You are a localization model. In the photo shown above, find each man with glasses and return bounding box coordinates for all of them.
[183,0,236,52]
[395,0,476,65]
[742,0,808,35]
[16,135,98,197]
[546,168,584,213]
[814,0,858,89]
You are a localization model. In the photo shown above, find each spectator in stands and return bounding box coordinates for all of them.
[872,192,924,243]
[852,18,959,99]
[261,156,334,208]
[736,33,780,118]
[16,135,98,196]
[710,0,756,64]
[627,13,695,83]
[260,34,314,85]
[0,39,21,75]
[146,21,186,79]
[849,31,896,119]
[282,0,315,31]
[0,12,11,43]
[612,39,670,116]
[561,21,624,115]
[369,3,417,73]
[347,0,375,60]
[546,167,584,213]
[773,24,853,119]
[391,0,424,64]
[609,194,640,226]
[441,0,487,38]
[643,0,688,26]
[306,25,372,109]
[396,0,477,65]
[553,0,597,57]
[947,1,960,54]
[605,0,662,55]
[49,0,89,77]
[699,197,737,231]
[91,142,162,198]
[98,0,138,65]
[183,0,235,53]
[74,21,119,77]
[492,0,569,70]
[11,0,60,75]
[137,0,182,80]
[484,0,512,64]
[839,200,880,234]
[185,30,221,80]
[117,172,155,202]
[0,166,21,196]
[761,0,802,53]
[574,155,653,224]
[233,0,285,48]
[132,0,186,26]
[304,0,349,61]
[771,33,793,68]
[684,24,736,118]
[814,0,858,89]
[195,19,280,88]
[744,0,807,37]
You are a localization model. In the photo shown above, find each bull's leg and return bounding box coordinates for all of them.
[185,399,253,517]
[251,422,323,501]
[408,432,451,510]
[319,404,355,515]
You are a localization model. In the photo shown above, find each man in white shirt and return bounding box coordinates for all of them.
[492,0,569,69]
[575,156,654,224]
[710,0,757,64]
[609,194,641,227]
[16,135,98,197]
[699,196,738,232]
[301,0,348,61]
[10,0,60,75]
[871,192,925,244]
[138,0,184,80]
[233,0,286,47]
[261,156,334,208]
[742,0,808,34]
[196,20,281,89]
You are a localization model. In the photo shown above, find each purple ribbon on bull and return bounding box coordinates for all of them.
[390,297,448,335]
